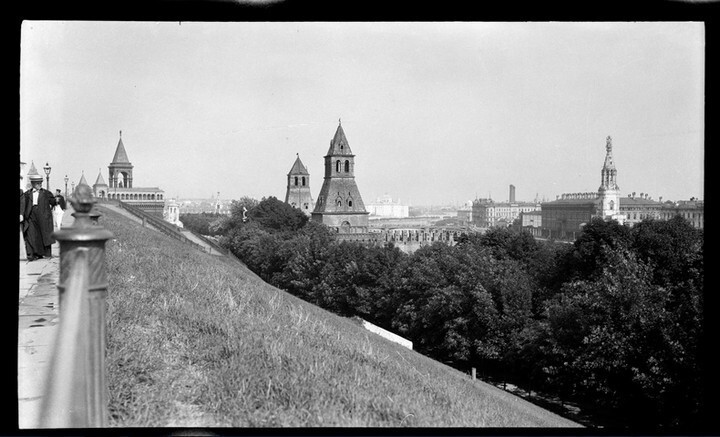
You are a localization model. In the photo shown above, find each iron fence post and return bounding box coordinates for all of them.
[52,184,114,427]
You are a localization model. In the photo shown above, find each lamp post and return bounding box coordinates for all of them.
[43,162,52,191]
[64,175,69,198]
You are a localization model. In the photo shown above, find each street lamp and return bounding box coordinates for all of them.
[64,175,69,198]
[43,162,51,191]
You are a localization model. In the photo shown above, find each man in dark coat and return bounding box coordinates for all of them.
[20,175,57,261]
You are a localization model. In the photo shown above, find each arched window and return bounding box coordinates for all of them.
[301,177,306,186]
[336,160,341,173]
[344,160,350,172]
[294,176,298,186]
[348,200,353,207]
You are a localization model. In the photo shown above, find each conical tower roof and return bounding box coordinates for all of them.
[111,130,131,164]
[26,161,42,180]
[78,172,89,187]
[95,169,107,186]
[326,119,353,156]
[288,154,310,175]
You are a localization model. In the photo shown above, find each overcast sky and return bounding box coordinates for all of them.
[19,21,704,206]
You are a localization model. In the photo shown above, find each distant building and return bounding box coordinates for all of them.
[367,194,409,218]
[284,154,315,216]
[456,201,473,224]
[520,210,542,228]
[472,195,541,228]
[660,198,704,229]
[540,193,601,240]
[177,195,232,215]
[620,193,663,227]
[312,120,371,237]
[103,131,165,217]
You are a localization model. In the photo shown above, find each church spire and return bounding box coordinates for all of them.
[599,135,619,191]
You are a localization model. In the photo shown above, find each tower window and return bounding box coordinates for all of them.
[348,200,353,207]
[302,176,306,186]
[344,160,350,172]
[336,160,341,172]
[294,176,298,186]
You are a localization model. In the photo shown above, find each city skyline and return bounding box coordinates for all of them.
[20,21,704,205]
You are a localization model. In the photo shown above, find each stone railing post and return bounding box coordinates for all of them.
[49,184,114,427]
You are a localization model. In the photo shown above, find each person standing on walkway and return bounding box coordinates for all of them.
[52,189,66,229]
[19,174,57,261]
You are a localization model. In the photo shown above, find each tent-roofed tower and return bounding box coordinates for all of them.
[93,169,109,200]
[78,172,89,187]
[284,154,315,215]
[104,130,165,217]
[109,130,133,189]
[311,119,369,233]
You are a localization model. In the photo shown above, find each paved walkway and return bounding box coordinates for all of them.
[18,206,75,429]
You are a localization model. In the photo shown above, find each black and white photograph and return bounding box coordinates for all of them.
[15,10,712,433]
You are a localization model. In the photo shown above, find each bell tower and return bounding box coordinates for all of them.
[311,119,369,232]
[598,136,624,223]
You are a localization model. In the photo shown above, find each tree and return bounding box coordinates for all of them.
[542,246,703,428]
[247,196,308,233]
[630,216,703,287]
[568,217,633,280]
[179,213,220,235]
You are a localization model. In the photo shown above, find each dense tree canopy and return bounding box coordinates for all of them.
[215,203,704,430]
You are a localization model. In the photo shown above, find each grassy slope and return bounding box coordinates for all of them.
[97,205,581,428]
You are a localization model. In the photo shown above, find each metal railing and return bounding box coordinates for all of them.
[40,184,114,427]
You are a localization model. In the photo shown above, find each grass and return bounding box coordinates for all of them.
[97,205,582,428]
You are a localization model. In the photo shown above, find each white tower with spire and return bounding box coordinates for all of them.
[598,136,625,224]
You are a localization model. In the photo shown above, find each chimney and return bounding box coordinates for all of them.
[509,184,516,203]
